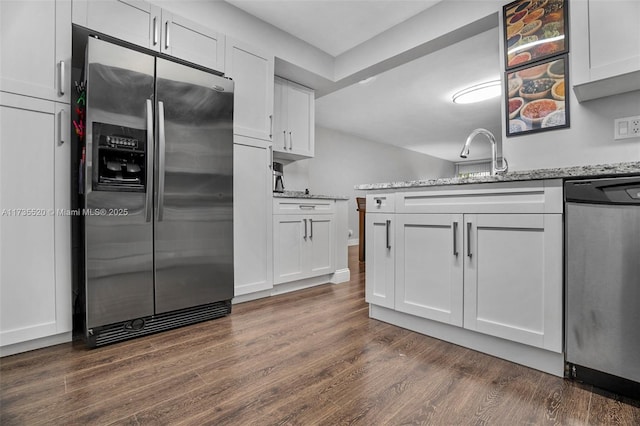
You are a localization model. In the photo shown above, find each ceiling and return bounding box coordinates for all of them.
[225,0,440,56]
[225,0,502,163]
[316,28,502,162]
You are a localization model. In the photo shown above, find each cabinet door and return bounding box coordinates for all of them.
[0,94,71,347]
[395,214,463,326]
[463,214,563,352]
[75,0,161,51]
[273,78,315,158]
[572,0,640,100]
[365,213,395,308]
[226,38,274,140]
[233,137,273,296]
[161,10,225,72]
[273,214,306,284]
[272,78,287,153]
[0,0,71,103]
[308,215,335,276]
[286,81,314,157]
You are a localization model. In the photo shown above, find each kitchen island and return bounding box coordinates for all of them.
[356,161,639,377]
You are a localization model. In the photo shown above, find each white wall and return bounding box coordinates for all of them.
[503,89,640,170]
[280,127,455,242]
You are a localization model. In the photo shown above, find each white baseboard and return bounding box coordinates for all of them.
[0,332,72,357]
[348,238,359,246]
[330,268,350,284]
[232,289,272,304]
[370,305,565,377]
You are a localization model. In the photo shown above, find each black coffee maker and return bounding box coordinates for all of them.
[273,162,284,193]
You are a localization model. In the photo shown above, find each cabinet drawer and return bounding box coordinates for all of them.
[396,180,562,214]
[366,193,395,213]
[273,198,335,215]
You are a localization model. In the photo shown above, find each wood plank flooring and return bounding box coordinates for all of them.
[2,246,639,425]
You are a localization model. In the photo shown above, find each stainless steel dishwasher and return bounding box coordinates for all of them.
[565,176,640,398]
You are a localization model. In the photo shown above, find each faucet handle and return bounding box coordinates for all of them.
[495,157,509,174]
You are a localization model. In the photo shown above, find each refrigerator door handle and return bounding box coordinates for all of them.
[145,99,154,223]
[158,100,166,222]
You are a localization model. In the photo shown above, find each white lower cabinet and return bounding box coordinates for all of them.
[0,93,71,351]
[365,213,395,309]
[395,214,463,326]
[463,213,563,352]
[233,137,273,297]
[365,182,564,354]
[273,200,335,284]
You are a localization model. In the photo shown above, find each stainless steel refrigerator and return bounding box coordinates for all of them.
[80,36,233,347]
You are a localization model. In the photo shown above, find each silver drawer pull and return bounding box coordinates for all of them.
[299,205,316,210]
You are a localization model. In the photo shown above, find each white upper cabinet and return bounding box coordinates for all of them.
[0,93,71,350]
[571,0,640,101]
[225,38,274,141]
[273,77,314,159]
[73,0,161,51]
[161,10,225,72]
[73,0,225,72]
[0,0,71,103]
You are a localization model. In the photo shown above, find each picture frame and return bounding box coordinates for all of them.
[505,54,569,136]
[503,0,569,70]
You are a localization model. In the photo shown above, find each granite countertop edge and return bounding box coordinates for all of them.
[273,191,350,200]
[355,162,640,190]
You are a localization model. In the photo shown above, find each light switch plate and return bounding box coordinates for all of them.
[614,115,640,140]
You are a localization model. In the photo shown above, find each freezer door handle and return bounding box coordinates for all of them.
[145,99,154,222]
[157,100,166,222]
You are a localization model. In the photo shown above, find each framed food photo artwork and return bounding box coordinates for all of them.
[506,55,569,136]
[503,0,568,69]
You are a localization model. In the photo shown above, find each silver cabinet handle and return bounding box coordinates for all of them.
[467,222,472,258]
[309,218,313,239]
[145,99,154,223]
[157,101,166,222]
[303,219,308,240]
[59,61,65,96]
[57,109,64,145]
[269,114,273,139]
[153,17,158,46]
[288,131,293,150]
[165,20,170,49]
[268,145,273,169]
[299,205,316,210]
[386,219,391,250]
[453,221,458,257]
[282,130,287,150]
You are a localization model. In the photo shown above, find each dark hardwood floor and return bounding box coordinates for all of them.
[2,246,639,425]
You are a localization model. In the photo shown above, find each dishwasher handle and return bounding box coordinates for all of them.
[565,177,640,205]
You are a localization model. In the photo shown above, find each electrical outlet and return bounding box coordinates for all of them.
[614,115,640,140]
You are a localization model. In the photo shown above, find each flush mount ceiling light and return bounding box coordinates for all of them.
[452,80,501,104]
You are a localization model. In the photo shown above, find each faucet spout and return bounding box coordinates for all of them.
[458,128,508,175]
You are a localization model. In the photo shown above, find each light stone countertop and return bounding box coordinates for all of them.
[273,191,349,200]
[355,161,640,190]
